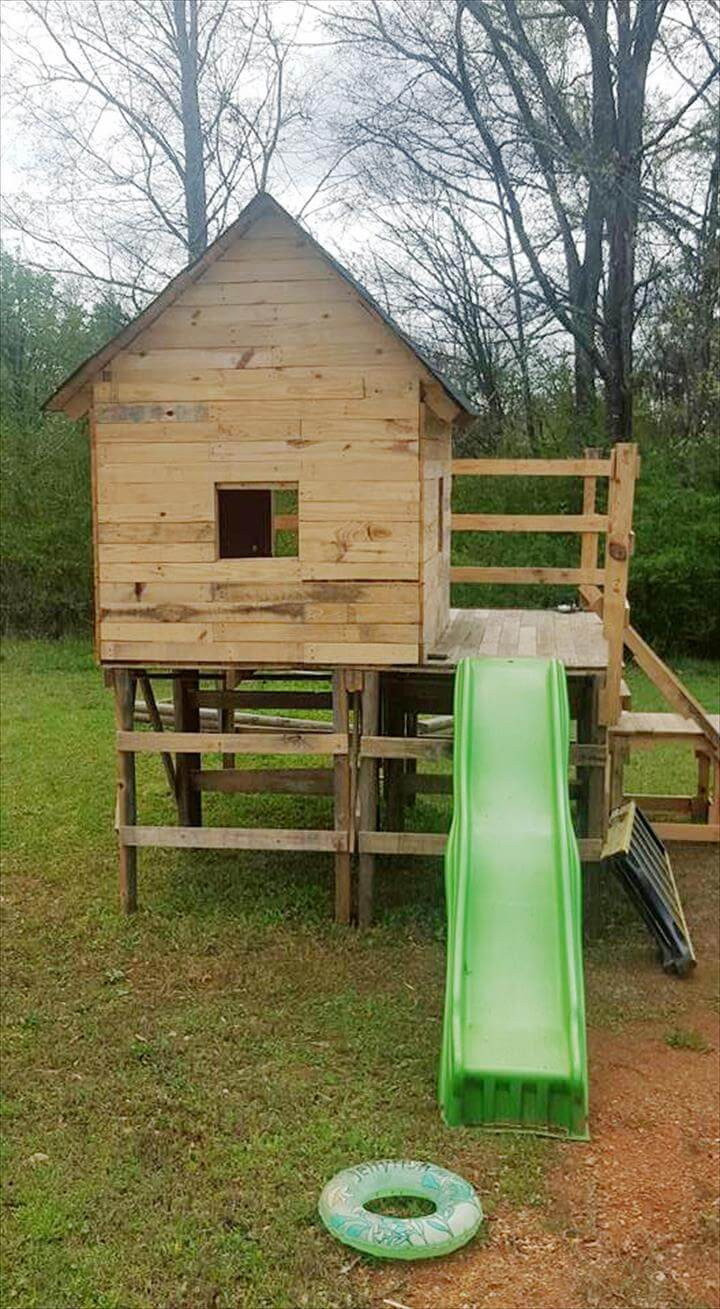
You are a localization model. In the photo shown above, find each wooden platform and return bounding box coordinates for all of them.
[429,608,608,670]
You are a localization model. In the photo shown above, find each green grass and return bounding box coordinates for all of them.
[1,639,717,1308]
[664,1027,712,1054]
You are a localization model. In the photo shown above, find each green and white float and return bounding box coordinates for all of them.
[318,1159,483,1260]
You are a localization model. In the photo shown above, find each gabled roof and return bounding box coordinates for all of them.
[44,191,476,420]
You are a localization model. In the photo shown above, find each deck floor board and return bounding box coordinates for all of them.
[429,608,608,670]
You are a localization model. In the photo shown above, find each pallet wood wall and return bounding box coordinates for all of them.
[92,212,450,667]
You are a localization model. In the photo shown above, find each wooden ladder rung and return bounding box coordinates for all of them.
[611,711,720,746]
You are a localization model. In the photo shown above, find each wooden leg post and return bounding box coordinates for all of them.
[709,758,720,830]
[173,671,202,827]
[333,669,352,924]
[221,667,237,769]
[578,674,607,935]
[692,750,711,823]
[405,710,418,809]
[384,684,405,832]
[609,738,629,812]
[358,672,380,928]
[600,444,638,725]
[114,669,137,913]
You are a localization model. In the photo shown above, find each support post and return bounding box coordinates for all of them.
[384,683,406,832]
[601,443,638,724]
[173,672,202,827]
[709,758,720,830]
[405,710,418,808]
[221,668,237,769]
[609,738,629,812]
[579,447,600,610]
[114,669,137,913]
[577,673,607,936]
[332,669,352,924]
[138,673,176,797]
[358,672,380,927]
[691,750,710,823]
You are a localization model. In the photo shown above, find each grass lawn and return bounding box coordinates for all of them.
[1,640,718,1309]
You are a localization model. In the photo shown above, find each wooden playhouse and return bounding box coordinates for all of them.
[46,193,719,924]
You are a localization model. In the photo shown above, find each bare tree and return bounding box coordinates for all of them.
[321,0,719,442]
[2,0,311,301]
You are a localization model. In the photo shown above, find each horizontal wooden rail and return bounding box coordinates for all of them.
[360,735,452,760]
[358,831,603,859]
[120,826,347,851]
[360,831,447,855]
[361,736,605,766]
[450,566,605,586]
[452,514,608,534]
[401,774,453,795]
[611,713,719,750]
[625,794,694,815]
[274,514,298,531]
[117,730,348,754]
[192,690,333,710]
[652,823,720,844]
[191,767,334,795]
[452,458,611,477]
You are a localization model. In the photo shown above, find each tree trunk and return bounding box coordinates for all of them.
[173,0,208,259]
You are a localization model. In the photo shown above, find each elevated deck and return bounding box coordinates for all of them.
[428,607,608,671]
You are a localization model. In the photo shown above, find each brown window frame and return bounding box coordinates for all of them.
[215,482,299,560]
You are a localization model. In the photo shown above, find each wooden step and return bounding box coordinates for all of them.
[612,711,720,748]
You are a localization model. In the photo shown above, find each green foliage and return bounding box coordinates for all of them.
[664,1028,712,1053]
[0,249,124,636]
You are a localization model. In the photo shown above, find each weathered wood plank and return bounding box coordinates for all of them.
[358,831,604,859]
[361,736,452,760]
[191,690,332,710]
[114,671,137,913]
[118,730,348,754]
[359,831,447,855]
[651,822,720,844]
[191,768,334,795]
[450,566,605,585]
[601,444,638,725]
[332,669,352,924]
[358,671,380,927]
[452,458,611,477]
[120,826,348,850]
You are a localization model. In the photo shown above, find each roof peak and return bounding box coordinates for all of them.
[45,189,476,420]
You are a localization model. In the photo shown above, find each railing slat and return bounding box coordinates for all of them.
[452,458,611,477]
[452,513,608,533]
[450,566,605,585]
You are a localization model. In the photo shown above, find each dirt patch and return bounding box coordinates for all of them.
[357,846,720,1309]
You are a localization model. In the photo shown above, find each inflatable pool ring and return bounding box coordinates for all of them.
[318,1159,483,1260]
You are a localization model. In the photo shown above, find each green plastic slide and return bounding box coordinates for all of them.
[439,657,588,1139]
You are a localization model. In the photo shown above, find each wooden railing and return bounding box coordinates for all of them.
[450,445,639,725]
